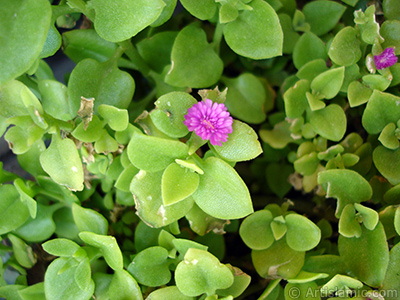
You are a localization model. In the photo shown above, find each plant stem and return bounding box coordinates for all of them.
[257,279,282,300]
[118,40,151,76]
[212,22,224,55]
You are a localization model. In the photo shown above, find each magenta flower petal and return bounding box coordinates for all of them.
[374,47,398,70]
[183,99,233,146]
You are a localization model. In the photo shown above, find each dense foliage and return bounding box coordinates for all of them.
[0,0,400,299]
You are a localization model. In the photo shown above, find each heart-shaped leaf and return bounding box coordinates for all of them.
[87,0,165,42]
[308,104,346,142]
[338,222,389,288]
[162,163,199,206]
[68,58,135,116]
[40,134,84,191]
[223,0,283,59]
[0,0,51,84]
[328,27,361,66]
[127,132,189,172]
[192,157,253,220]
[373,145,400,185]
[128,246,171,287]
[44,257,94,300]
[165,24,223,88]
[285,214,321,251]
[212,120,262,162]
[239,210,274,250]
[318,169,372,217]
[175,248,234,297]
[362,90,400,134]
[130,171,194,227]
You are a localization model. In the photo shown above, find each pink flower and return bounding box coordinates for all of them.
[183,99,233,146]
[374,47,398,70]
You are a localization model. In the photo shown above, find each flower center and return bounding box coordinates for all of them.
[202,119,215,130]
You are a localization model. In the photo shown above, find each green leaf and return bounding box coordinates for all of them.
[239,210,274,250]
[212,120,262,162]
[362,90,400,134]
[284,282,321,300]
[165,24,223,88]
[162,163,199,206]
[328,27,361,66]
[137,31,177,74]
[294,152,320,176]
[285,214,321,251]
[68,58,135,116]
[72,116,105,143]
[373,146,400,185]
[87,0,165,42]
[130,171,194,227]
[98,104,128,132]
[42,238,80,257]
[381,242,400,300]
[175,248,234,297]
[17,138,45,177]
[18,282,45,300]
[338,222,389,288]
[286,271,328,284]
[0,0,51,84]
[265,163,293,198]
[8,233,36,268]
[179,0,217,20]
[40,134,84,191]
[150,92,197,138]
[318,169,372,217]
[283,79,310,119]
[79,232,123,271]
[354,203,379,231]
[115,164,140,192]
[0,185,30,235]
[347,81,373,107]
[40,24,62,58]
[260,120,293,149]
[311,67,345,100]
[339,204,362,238]
[5,118,45,155]
[62,29,135,68]
[147,286,195,300]
[44,257,95,300]
[222,73,267,124]
[303,0,346,36]
[293,32,327,69]
[383,0,400,21]
[38,80,73,121]
[279,14,300,54]
[151,0,177,27]
[108,270,143,300]
[252,238,305,279]
[297,59,328,82]
[381,20,400,54]
[192,157,253,219]
[0,80,30,118]
[362,74,391,91]
[321,274,363,296]
[127,132,189,172]
[219,2,239,24]
[72,203,109,235]
[15,203,59,243]
[13,179,36,218]
[308,104,346,142]
[127,246,171,287]
[223,0,283,59]
[217,265,251,298]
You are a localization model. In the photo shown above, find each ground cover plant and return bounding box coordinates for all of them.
[0,0,400,299]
